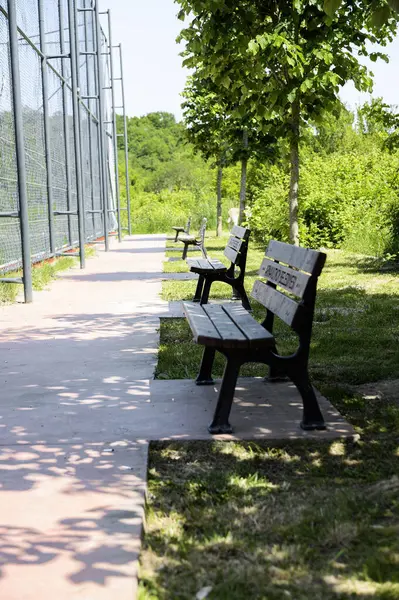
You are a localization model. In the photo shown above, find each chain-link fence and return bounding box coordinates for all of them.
[0,0,130,302]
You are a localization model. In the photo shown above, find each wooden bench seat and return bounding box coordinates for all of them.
[183,239,327,435]
[184,303,274,349]
[186,225,251,310]
[186,257,226,272]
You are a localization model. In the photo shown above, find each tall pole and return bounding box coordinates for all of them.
[59,0,73,247]
[38,0,55,255]
[73,0,86,245]
[107,10,121,242]
[67,0,85,268]
[94,0,109,250]
[119,43,131,235]
[7,0,33,302]
[83,6,96,239]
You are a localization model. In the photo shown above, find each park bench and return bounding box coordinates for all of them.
[186,225,251,310]
[180,217,208,260]
[183,240,327,434]
[172,216,191,242]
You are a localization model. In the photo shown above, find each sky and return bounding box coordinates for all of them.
[103,0,399,121]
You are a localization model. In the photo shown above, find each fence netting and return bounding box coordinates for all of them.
[0,0,119,274]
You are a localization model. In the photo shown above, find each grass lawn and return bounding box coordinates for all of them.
[139,234,399,600]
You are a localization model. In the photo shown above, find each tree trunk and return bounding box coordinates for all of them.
[289,99,300,246]
[239,128,248,225]
[216,164,223,237]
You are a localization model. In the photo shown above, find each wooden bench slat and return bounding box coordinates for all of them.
[200,258,224,270]
[186,258,202,269]
[187,258,226,271]
[259,258,310,298]
[202,304,248,347]
[266,240,325,275]
[180,235,196,243]
[222,304,274,347]
[224,246,239,264]
[251,280,302,329]
[227,236,242,253]
[208,259,226,270]
[183,302,223,346]
[231,224,248,239]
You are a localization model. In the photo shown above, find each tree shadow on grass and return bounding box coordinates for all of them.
[322,256,399,275]
[139,437,399,599]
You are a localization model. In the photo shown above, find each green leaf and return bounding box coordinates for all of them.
[256,35,268,50]
[221,75,231,89]
[323,0,342,18]
[248,40,259,54]
[300,79,313,93]
[371,6,391,29]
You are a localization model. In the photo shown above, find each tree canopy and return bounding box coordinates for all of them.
[175,0,399,243]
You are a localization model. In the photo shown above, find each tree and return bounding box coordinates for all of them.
[358,98,399,152]
[176,0,398,244]
[182,74,233,235]
[182,72,277,229]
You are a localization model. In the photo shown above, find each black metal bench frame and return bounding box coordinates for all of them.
[172,216,191,243]
[180,217,207,260]
[187,225,251,310]
[183,240,327,434]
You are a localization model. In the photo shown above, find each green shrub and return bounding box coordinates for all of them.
[129,187,239,234]
[248,146,399,255]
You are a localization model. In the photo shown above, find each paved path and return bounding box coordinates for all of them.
[0,235,166,600]
[0,234,354,599]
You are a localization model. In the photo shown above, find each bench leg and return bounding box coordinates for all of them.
[196,347,216,385]
[200,278,212,304]
[232,282,251,311]
[174,231,179,242]
[292,373,326,431]
[208,358,240,434]
[193,275,205,302]
[182,243,189,260]
[267,350,289,382]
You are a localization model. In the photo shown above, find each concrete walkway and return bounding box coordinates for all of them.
[0,235,166,600]
[0,234,354,599]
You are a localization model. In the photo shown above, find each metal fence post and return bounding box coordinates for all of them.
[73,0,86,245]
[119,43,131,235]
[7,0,33,302]
[67,0,85,268]
[83,5,96,239]
[58,0,73,247]
[107,10,121,242]
[94,1,109,250]
[38,0,55,255]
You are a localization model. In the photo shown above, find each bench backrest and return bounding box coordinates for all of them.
[185,217,191,234]
[198,217,207,244]
[251,240,326,337]
[224,225,251,269]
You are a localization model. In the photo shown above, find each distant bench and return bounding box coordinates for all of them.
[183,240,327,434]
[187,225,251,310]
[180,217,207,260]
[172,216,191,243]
